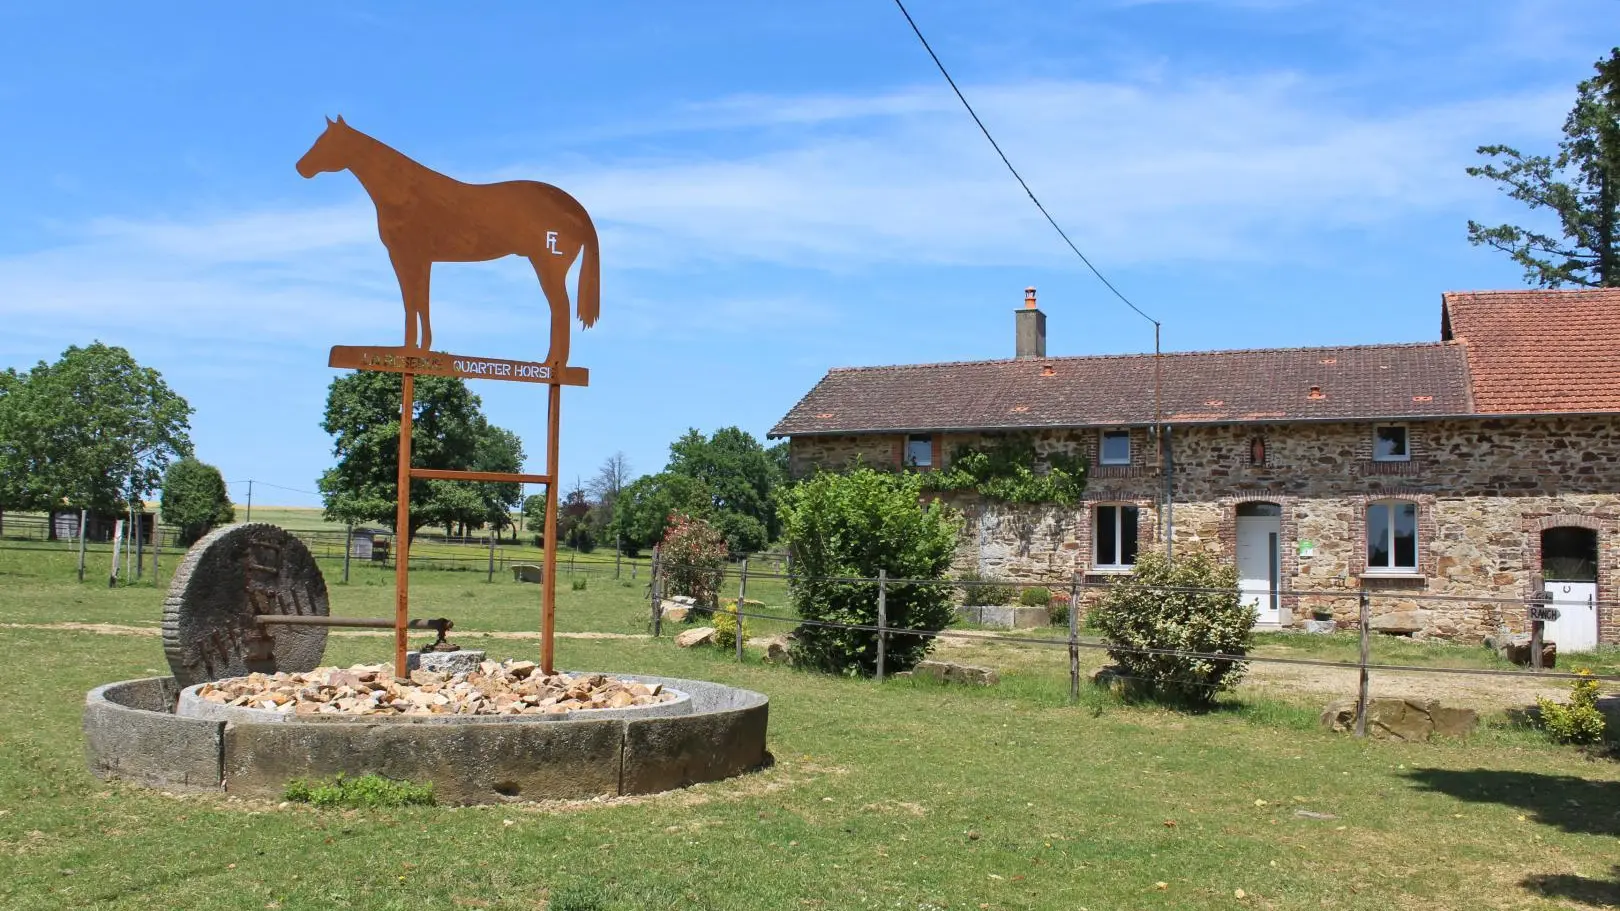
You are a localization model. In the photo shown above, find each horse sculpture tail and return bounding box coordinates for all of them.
[577,212,600,328]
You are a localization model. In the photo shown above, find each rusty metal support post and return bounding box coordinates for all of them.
[650,545,663,637]
[1069,572,1081,703]
[394,372,415,680]
[876,569,888,683]
[736,558,749,663]
[541,381,561,674]
[1356,589,1370,738]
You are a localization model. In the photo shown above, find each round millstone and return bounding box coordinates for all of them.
[162,523,330,688]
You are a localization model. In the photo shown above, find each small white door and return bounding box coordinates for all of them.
[1544,581,1599,652]
[1237,516,1282,625]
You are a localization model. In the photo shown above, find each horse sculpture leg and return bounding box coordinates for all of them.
[391,252,432,350]
[532,257,573,366]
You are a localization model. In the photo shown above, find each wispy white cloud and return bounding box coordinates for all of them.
[0,69,1572,355]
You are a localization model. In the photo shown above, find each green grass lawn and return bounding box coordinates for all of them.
[3,545,1620,909]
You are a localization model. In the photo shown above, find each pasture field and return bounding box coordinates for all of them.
[3,544,1619,910]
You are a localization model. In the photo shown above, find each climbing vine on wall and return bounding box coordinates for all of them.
[920,438,1088,505]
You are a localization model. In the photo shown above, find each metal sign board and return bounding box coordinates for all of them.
[328,346,588,387]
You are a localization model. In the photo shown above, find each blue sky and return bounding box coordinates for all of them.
[0,1,1611,507]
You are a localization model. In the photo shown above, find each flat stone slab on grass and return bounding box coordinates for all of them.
[675,627,717,648]
[1320,697,1479,741]
[911,660,999,686]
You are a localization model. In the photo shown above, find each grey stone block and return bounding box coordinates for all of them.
[223,716,625,804]
[84,677,224,792]
[620,680,769,795]
[415,650,486,676]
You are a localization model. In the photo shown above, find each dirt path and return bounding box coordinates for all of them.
[1242,660,1571,712]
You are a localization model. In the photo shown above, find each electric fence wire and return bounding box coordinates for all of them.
[890,0,1159,329]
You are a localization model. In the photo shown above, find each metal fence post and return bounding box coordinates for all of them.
[736,558,749,662]
[876,569,888,683]
[343,523,353,584]
[615,535,622,580]
[486,528,496,583]
[1356,589,1371,738]
[1068,572,1082,703]
[650,546,663,637]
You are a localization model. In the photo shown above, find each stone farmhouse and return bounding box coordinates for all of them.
[770,287,1620,650]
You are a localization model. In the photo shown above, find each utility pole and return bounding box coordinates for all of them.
[245,480,254,523]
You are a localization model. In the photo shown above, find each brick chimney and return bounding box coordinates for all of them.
[1015,286,1046,359]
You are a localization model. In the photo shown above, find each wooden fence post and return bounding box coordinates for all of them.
[736,559,749,662]
[1068,572,1082,703]
[650,546,663,637]
[876,569,888,683]
[77,509,88,583]
[1356,589,1371,738]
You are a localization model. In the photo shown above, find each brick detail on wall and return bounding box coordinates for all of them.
[1214,494,1300,614]
[1346,490,1439,579]
[1521,512,1619,645]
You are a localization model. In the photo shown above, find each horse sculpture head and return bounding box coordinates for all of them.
[296,115,357,178]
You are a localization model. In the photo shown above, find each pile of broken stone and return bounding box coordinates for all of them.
[194,660,675,717]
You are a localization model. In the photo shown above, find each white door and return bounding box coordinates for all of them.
[1236,516,1282,626]
[1544,581,1599,652]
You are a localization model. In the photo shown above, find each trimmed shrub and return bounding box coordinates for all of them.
[712,599,750,649]
[780,468,960,676]
[1018,586,1052,607]
[660,513,726,610]
[1536,670,1607,745]
[159,458,235,546]
[1089,551,1252,707]
[959,571,1016,607]
[570,577,587,591]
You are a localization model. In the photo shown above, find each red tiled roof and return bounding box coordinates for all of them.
[771,343,1472,437]
[1442,288,1620,414]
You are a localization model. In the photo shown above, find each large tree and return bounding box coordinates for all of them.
[606,426,783,556]
[1467,48,1620,287]
[0,342,193,519]
[160,458,235,545]
[317,372,522,542]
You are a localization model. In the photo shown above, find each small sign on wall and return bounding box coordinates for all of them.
[1297,539,1316,558]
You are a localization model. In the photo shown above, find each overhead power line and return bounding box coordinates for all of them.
[890,0,1159,328]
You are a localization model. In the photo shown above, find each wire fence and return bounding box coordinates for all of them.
[646,554,1620,738]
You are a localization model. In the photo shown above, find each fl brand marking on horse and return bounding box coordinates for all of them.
[296,115,600,365]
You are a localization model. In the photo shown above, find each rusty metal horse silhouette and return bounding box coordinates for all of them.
[296,116,599,365]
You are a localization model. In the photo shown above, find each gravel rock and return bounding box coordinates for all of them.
[194,661,675,718]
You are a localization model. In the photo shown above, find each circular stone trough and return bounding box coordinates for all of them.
[84,673,769,804]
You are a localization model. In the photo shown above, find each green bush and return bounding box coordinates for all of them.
[571,577,587,591]
[159,457,235,546]
[780,468,960,676]
[712,599,750,649]
[283,773,434,808]
[959,572,1016,606]
[1536,670,1607,745]
[1048,590,1071,627]
[1089,551,1252,707]
[1019,586,1052,607]
[660,513,726,609]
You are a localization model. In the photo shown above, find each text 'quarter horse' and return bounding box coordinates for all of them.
[296,116,599,365]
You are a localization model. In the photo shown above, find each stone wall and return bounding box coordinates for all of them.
[791,416,1620,643]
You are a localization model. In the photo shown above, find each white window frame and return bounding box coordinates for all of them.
[1099,429,1131,466]
[1373,425,1410,463]
[1365,498,1419,574]
[906,433,933,468]
[1093,503,1140,571]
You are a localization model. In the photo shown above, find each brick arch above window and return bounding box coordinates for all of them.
[1349,492,1437,577]
[1520,512,1620,607]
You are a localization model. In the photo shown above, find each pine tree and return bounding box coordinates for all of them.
[1467,48,1620,287]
